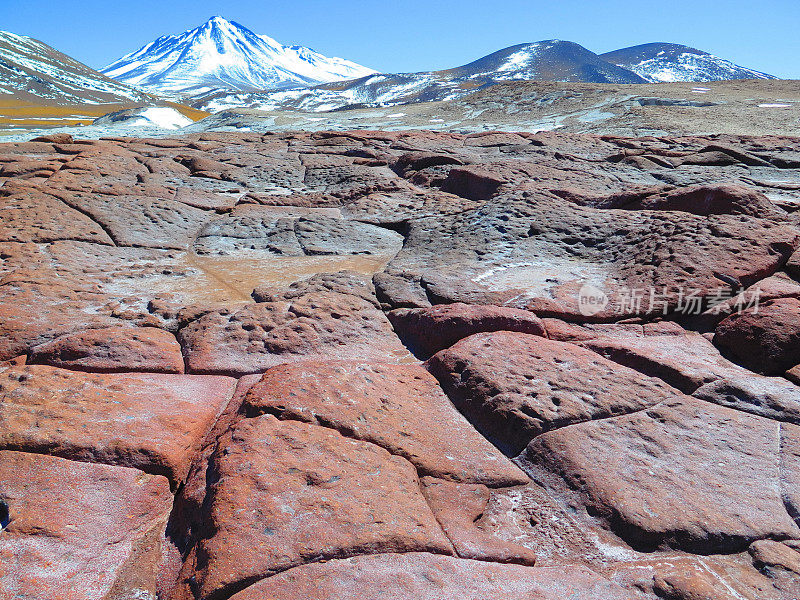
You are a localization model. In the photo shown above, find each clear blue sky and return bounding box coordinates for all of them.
[3,0,799,78]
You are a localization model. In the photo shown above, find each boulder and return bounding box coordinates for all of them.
[427,332,679,455]
[0,365,236,485]
[29,326,185,373]
[714,298,800,375]
[388,302,546,358]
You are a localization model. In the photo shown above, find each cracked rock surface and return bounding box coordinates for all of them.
[2,129,800,599]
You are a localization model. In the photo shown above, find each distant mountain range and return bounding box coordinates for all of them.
[0,17,781,118]
[184,32,778,113]
[0,30,149,105]
[601,43,776,83]
[448,41,648,85]
[101,16,376,97]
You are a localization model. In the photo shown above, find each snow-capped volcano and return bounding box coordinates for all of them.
[101,16,376,97]
[600,43,777,83]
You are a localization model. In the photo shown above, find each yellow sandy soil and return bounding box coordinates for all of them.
[0,98,209,129]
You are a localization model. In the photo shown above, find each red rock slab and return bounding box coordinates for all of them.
[0,240,272,360]
[0,158,64,178]
[523,397,800,553]
[427,332,680,456]
[31,133,73,144]
[29,326,185,373]
[780,423,800,521]
[0,451,172,600]
[580,328,800,423]
[170,374,263,543]
[242,362,527,486]
[607,554,788,600]
[692,373,800,424]
[750,540,800,578]
[701,272,800,324]
[387,302,547,359]
[714,297,800,375]
[542,318,687,342]
[581,331,746,393]
[625,184,787,218]
[175,187,239,211]
[786,248,800,279]
[0,191,114,244]
[376,193,799,320]
[420,477,538,565]
[227,552,634,600]
[184,415,453,600]
[179,292,412,376]
[52,190,212,249]
[542,318,646,342]
[340,189,482,225]
[0,277,123,361]
[0,365,236,485]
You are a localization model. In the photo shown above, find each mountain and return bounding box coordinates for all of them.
[0,30,149,104]
[447,40,647,84]
[102,16,376,97]
[600,43,777,83]
[192,39,648,113]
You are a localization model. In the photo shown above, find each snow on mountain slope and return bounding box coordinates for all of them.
[191,40,648,113]
[0,30,149,104]
[102,16,376,97]
[448,40,647,84]
[600,43,777,83]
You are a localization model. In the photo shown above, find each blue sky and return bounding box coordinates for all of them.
[3,0,799,78]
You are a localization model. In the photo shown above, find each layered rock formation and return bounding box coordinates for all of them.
[2,129,800,599]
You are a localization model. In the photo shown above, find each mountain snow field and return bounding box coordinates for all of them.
[101,16,375,97]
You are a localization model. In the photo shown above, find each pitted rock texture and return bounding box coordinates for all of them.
[242,361,527,485]
[376,193,797,320]
[427,331,681,455]
[178,288,413,375]
[2,130,800,600]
